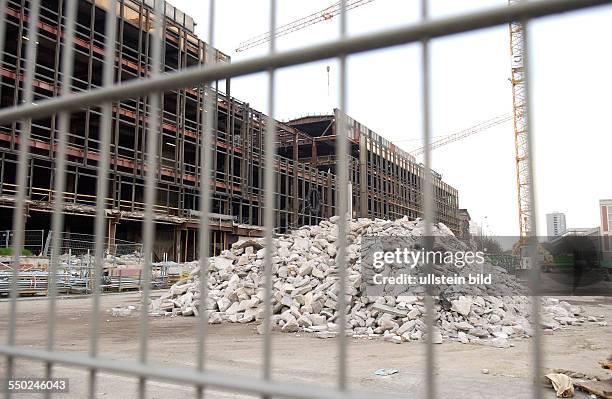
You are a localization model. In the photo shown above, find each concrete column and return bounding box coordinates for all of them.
[359,134,368,217]
[107,217,117,255]
[292,134,299,227]
[173,226,181,263]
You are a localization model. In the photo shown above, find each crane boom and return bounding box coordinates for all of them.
[508,0,532,238]
[409,114,512,156]
[235,0,376,53]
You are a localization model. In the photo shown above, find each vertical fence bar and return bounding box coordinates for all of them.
[262,0,277,390]
[420,1,436,399]
[336,0,348,391]
[0,0,601,397]
[0,3,7,325]
[6,1,41,396]
[45,0,78,394]
[195,0,216,397]
[521,16,542,399]
[89,0,118,397]
[139,0,165,398]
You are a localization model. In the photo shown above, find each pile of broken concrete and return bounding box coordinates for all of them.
[149,216,598,346]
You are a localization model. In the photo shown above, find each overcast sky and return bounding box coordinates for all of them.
[170,0,612,236]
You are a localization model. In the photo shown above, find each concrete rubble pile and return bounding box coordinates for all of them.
[150,216,597,346]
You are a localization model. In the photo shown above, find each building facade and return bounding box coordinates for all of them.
[0,0,459,260]
[285,110,459,232]
[601,199,612,252]
[546,212,566,239]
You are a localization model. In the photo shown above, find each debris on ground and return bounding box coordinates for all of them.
[601,353,612,370]
[574,378,612,399]
[545,373,575,398]
[552,369,597,380]
[110,304,136,317]
[374,368,399,376]
[556,357,612,399]
[149,216,597,346]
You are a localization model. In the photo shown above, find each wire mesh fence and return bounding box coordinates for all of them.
[41,232,143,257]
[0,0,611,398]
[0,230,177,296]
[0,230,44,255]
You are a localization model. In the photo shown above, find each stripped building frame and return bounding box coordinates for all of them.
[0,0,610,398]
[0,0,459,262]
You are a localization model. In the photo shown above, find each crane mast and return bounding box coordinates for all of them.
[508,0,532,238]
[237,0,533,240]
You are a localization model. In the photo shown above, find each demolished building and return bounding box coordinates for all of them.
[285,110,458,230]
[0,0,458,261]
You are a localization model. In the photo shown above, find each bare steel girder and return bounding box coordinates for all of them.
[235,0,376,53]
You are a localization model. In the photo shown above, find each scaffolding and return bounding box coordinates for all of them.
[0,0,604,397]
[0,0,458,262]
[286,109,459,231]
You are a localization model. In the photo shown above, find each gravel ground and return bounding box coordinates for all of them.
[0,292,610,398]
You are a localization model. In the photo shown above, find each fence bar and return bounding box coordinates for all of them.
[195,0,216,397]
[336,0,349,391]
[45,0,78,396]
[520,15,543,399]
[0,0,605,398]
[89,0,118,397]
[138,1,165,398]
[0,0,608,126]
[6,1,41,396]
[0,345,399,399]
[262,0,277,389]
[420,0,436,398]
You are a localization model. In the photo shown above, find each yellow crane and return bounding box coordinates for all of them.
[410,1,533,242]
[508,0,532,239]
[408,114,512,157]
[237,0,531,241]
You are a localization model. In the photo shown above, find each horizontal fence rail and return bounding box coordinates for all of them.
[1,0,611,398]
[0,0,609,124]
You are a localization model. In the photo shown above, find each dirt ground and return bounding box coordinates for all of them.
[0,292,610,398]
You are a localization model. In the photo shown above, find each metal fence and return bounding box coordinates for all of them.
[41,232,143,257]
[0,0,610,398]
[0,230,44,255]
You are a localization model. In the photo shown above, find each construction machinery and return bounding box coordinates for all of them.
[508,0,533,240]
[235,0,376,53]
[508,0,538,279]
[237,0,533,247]
[409,114,512,157]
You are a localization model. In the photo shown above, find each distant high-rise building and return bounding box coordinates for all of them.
[546,212,566,238]
[600,199,612,252]
[601,200,612,233]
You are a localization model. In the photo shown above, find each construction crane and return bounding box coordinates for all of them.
[412,1,531,241]
[508,0,532,239]
[409,114,512,157]
[237,0,530,242]
[235,0,376,53]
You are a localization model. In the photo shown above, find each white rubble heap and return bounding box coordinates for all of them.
[149,216,599,346]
